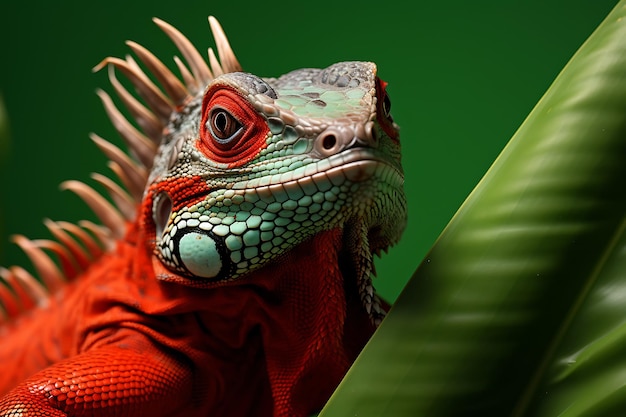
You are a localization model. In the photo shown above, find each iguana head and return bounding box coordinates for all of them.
[96,17,406,321]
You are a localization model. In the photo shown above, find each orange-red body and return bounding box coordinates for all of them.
[0,15,405,417]
[0,221,374,416]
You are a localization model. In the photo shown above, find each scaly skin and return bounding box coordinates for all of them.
[0,16,406,417]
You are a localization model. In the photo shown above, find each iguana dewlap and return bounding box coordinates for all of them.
[0,16,406,417]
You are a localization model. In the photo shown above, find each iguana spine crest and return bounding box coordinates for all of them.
[0,16,240,323]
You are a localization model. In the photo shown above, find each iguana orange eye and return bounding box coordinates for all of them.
[375,77,399,141]
[382,94,392,120]
[198,87,269,167]
[208,108,243,144]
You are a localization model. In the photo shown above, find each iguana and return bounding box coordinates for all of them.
[0,15,406,417]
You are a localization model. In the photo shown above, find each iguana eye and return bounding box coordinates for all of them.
[382,94,392,120]
[375,77,399,141]
[207,108,243,144]
[198,86,269,167]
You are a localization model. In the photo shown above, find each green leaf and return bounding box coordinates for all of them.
[319,1,626,416]
[531,218,626,416]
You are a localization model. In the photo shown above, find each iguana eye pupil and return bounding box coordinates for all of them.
[208,108,242,143]
[215,112,227,131]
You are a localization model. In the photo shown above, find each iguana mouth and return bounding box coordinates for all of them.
[233,147,404,192]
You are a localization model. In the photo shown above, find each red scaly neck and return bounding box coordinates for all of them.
[114,219,375,416]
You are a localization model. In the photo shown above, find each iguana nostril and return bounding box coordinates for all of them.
[315,130,344,156]
[322,134,337,150]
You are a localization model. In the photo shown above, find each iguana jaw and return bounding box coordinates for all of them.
[152,148,404,282]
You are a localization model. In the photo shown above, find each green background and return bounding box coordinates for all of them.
[0,0,618,301]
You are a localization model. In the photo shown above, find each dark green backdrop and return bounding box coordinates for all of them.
[0,0,618,301]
